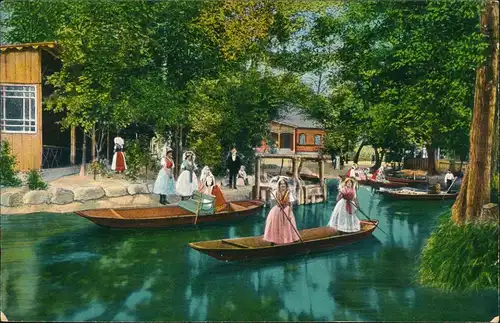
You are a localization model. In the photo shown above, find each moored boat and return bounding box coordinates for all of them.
[385,176,428,184]
[338,175,407,188]
[377,189,458,200]
[188,220,378,261]
[75,200,265,228]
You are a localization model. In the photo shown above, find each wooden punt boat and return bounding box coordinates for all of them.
[338,175,407,188]
[377,190,458,200]
[188,220,378,262]
[385,176,428,184]
[75,200,265,228]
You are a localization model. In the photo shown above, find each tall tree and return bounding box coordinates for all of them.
[452,0,498,224]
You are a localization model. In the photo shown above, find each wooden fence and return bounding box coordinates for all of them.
[404,158,466,172]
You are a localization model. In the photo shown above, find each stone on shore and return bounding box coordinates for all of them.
[73,186,105,202]
[22,190,50,205]
[104,185,128,197]
[127,184,149,195]
[1,192,24,207]
[48,187,74,204]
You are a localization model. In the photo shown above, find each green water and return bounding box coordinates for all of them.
[1,181,497,321]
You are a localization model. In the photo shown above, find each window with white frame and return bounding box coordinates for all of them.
[314,134,322,145]
[0,85,37,133]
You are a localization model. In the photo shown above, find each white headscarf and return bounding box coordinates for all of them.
[339,177,358,190]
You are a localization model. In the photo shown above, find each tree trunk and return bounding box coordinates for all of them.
[353,141,366,164]
[426,144,437,175]
[91,125,96,161]
[371,146,381,172]
[452,0,498,224]
[79,130,87,177]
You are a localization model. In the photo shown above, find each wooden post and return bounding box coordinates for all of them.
[319,158,325,203]
[70,126,76,166]
[254,156,261,200]
[295,157,303,204]
[91,125,96,161]
[277,132,281,149]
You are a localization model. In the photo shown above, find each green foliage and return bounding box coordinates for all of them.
[187,69,311,174]
[491,173,499,203]
[26,169,48,190]
[0,140,22,187]
[89,159,111,180]
[419,211,498,291]
[124,140,145,181]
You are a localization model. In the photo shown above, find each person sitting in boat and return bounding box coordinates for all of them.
[176,151,199,200]
[198,166,228,211]
[237,165,248,185]
[111,136,127,173]
[263,178,300,245]
[347,165,356,178]
[328,177,361,233]
[153,146,176,205]
[444,170,456,189]
[371,165,386,182]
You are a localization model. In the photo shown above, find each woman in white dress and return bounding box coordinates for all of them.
[328,177,361,233]
[153,146,176,205]
[176,151,198,200]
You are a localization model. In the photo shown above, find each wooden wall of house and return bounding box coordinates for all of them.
[0,49,43,171]
[295,129,326,153]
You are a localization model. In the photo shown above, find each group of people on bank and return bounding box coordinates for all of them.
[152,145,247,207]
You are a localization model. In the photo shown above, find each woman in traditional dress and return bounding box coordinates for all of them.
[237,165,248,185]
[176,151,198,200]
[347,165,356,178]
[370,165,385,181]
[198,166,228,212]
[328,177,361,233]
[153,147,176,205]
[111,136,127,173]
[263,178,300,245]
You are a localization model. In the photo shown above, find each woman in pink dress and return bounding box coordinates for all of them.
[263,178,300,245]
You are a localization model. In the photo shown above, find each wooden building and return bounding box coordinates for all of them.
[268,108,326,154]
[0,42,58,171]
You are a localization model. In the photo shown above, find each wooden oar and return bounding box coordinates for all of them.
[344,198,388,236]
[269,190,304,243]
[194,194,203,225]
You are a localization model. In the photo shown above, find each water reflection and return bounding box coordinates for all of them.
[1,180,497,321]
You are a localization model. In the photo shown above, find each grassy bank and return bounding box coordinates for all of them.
[419,210,498,291]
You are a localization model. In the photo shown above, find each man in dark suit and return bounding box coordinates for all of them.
[226,145,242,189]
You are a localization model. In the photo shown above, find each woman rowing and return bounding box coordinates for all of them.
[328,177,361,233]
[263,178,300,245]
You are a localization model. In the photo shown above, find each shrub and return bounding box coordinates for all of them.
[124,139,144,181]
[26,169,48,190]
[419,211,498,291]
[89,159,111,180]
[0,140,22,187]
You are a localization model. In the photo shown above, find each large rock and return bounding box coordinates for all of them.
[23,190,50,205]
[73,186,105,202]
[48,187,74,205]
[1,192,24,207]
[104,186,128,197]
[127,184,148,195]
